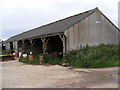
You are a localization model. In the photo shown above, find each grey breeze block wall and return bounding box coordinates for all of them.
[65,9,119,51]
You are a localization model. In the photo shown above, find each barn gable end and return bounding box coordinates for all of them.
[65,8,119,51]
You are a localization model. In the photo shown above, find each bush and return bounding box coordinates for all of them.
[19,54,62,65]
[19,44,120,68]
[43,55,63,65]
[0,52,10,55]
[64,44,120,68]
[19,54,40,65]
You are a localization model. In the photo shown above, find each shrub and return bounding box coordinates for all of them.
[19,55,40,65]
[19,44,120,68]
[43,55,63,65]
[64,44,120,68]
[19,54,62,65]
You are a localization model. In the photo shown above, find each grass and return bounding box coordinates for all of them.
[19,44,120,68]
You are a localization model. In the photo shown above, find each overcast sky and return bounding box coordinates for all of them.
[0,0,119,41]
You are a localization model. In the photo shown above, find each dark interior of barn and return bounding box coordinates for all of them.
[47,35,63,53]
[17,35,63,57]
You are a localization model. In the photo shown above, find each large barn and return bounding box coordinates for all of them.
[4,8,120,55]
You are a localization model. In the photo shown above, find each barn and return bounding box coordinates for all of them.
[5,7,120,56]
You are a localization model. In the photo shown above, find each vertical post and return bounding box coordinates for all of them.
[22,40,25,52]
[43,43,46,55]
[29,39,33,52]
[59,34,66,56]
[41,37,46,55]
[41,37,49,55]
[63,35,66,56]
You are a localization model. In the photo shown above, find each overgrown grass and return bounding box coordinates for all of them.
[19,44,119,68]
[64,44,120,68]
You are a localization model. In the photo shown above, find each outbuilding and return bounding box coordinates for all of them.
[5,8,120,56]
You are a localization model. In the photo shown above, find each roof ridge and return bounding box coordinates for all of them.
[29,8,97,30]
[14,8,97,35]
[6,7,98,42]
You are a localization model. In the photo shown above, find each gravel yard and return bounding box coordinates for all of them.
[1,60,119,88]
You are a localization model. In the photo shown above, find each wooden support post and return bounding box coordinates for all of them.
[31,40,36,46]
[41,37,46,55]
[22,40,25,52]
[29,39,33,52]
[59,34,66,56]
[40,37,49,55]
[63,35,66,56]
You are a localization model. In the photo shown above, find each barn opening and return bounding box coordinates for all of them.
[24,40,31,54]
[46,35,63,56]
[1,42,6,52]
[32,38,43,54]
[30,35,63,57]
[18,40,23,52]
[10,42,13,49]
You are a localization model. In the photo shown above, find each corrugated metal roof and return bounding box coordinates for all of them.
[6,8,97,42]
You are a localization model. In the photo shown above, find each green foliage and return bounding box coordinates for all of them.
[64,44,119,68]
[0,52,10,55]
[19,44,120,68]
[19,54,62,65]
[43,55,63,65]
[19,55,40,65]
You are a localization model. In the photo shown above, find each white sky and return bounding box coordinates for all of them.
[0,0,120,40]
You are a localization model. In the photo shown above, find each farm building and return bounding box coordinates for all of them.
[5,7,120,56]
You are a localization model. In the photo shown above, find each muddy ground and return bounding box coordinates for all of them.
[0,60,119,88]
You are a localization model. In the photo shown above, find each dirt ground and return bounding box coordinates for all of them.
[0,60,119,88]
